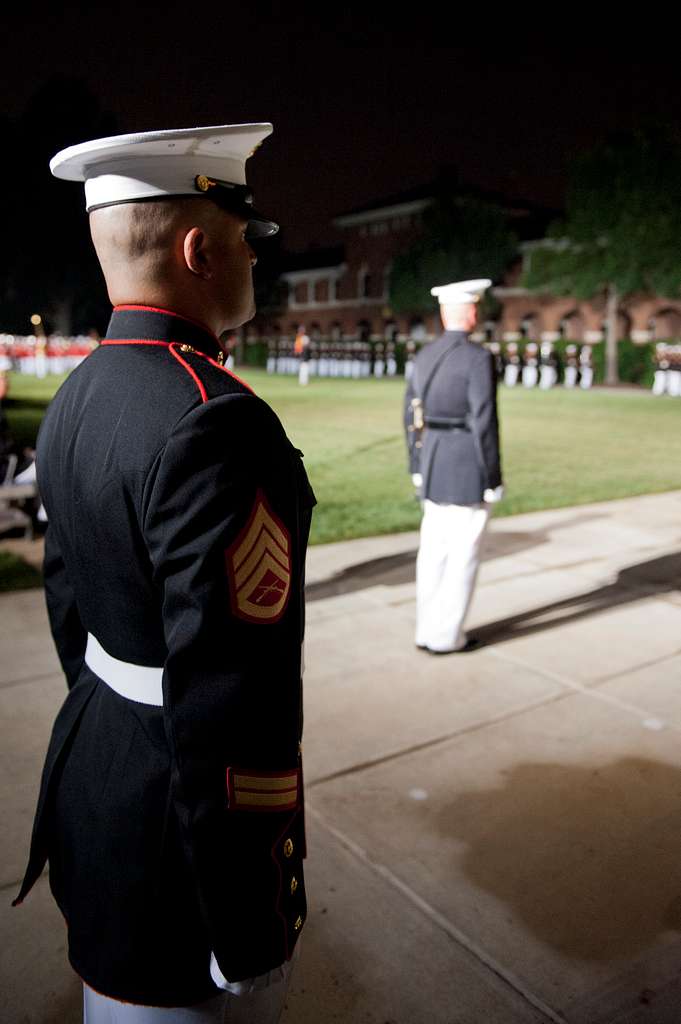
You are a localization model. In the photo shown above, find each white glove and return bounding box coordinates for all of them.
[483,485,505,504]
[411,473,423,488]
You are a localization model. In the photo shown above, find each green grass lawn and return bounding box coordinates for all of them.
[4,368,681,546]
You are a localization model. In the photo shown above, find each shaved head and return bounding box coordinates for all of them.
[88,198,257,334]
[90,198,227,289]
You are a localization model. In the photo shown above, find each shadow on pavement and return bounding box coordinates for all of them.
[476,552,681,647]
[306,511,609,601]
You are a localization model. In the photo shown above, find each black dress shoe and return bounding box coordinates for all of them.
[425,636,482,655]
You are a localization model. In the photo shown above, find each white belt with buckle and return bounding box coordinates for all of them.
[85,633,163,706]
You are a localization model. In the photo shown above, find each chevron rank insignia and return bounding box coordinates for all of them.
[226,492,291,623]
[226,767,300,812]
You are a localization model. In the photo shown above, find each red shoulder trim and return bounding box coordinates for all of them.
[169,343,208,403]
[100,339,170,347]
[190,349,255,395]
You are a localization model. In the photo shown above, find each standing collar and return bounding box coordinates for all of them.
[442,330,469,342]
[105,305,222,358]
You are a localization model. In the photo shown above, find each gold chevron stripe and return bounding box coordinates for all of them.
[234,789,299,808]
[234,528,290,589]
[236,551,290,617]
[234,774,298,791]
[233,502,288,569]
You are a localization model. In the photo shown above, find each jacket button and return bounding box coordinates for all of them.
[290,876,298,894]
[293,915,303,931]
[284,838,294,858]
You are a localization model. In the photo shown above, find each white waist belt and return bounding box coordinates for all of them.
[85,633,164,706]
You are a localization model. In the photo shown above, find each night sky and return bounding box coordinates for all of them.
[5,8,680,251]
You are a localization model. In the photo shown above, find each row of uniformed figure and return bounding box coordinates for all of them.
[0,335,96,377]
[267,338,400,378]
[264,336,598,389]
[652,343,681,396]
[492,341,595,390]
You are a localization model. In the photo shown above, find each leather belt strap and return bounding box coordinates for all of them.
[424,416,469,430]
[85,633,163,706]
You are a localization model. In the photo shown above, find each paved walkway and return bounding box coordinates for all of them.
[2,491,681,1023]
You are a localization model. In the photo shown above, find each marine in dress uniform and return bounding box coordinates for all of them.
[503,341,520,387]
[539,341,559,389]
[564,344,579,388]
[579,344,594,389]
[404,279,503,654]
[14,124,315,1024]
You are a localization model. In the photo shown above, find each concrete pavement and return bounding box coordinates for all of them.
[2,491,681,1023]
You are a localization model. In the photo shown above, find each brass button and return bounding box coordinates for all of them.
[283,838,294,858]
[179,344,195,354]
[290,876,298,895]
[293,915,303,931]
[217,352,225,366]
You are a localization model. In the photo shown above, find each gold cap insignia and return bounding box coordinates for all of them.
[226,492,291,624]
[195,174,216,192]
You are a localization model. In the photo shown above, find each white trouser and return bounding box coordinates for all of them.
[667,370,681,397]
[298,362,309,386]
[564,366,578,389]
[539,366,556,389]
[415,500,489,652]
[522,366,538,388]
[83,951,296,1024]
[652,370,667,395]
[579,367,593,389]
[504,364,519,387]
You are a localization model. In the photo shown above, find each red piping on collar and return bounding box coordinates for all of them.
[169,344,208,403]
[101,339,170,347]
[113,305,221,343]
[100,338,255,398]
[189,348,255,395]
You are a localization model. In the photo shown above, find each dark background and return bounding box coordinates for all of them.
[4,7,680,252]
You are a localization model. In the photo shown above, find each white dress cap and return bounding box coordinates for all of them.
[50,123,278,236]
[430,279,492,305]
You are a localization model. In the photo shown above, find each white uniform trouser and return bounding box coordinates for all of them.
[83,951,296,1024]
[667,370,681,397]
[579,367,593,389]
[298,361,309,386]
[564,366,578,389]
[522,366,538,388]
[539,366,556,389]
[652,370,667,395]
[415,500,489,652]
[503,364,519,387]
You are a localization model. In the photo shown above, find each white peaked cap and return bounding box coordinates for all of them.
[430,278,492,305]
[50,123,278,236]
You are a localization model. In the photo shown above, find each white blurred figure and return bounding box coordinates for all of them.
[667,345,681,396]
[539,341,558,389]
[373,341,385,378]
[522,342,539,387]
[294,326,311,386]
[386,341,397,377]
[503,342,520,386]
[579,344,594,389]
[564,344,579,388]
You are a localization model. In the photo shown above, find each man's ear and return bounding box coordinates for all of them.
[183,227,212,279]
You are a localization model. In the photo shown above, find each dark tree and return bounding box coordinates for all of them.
[522,130,681,385]
[389,193,518,318]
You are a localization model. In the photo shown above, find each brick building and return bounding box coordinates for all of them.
[265,188,681,345]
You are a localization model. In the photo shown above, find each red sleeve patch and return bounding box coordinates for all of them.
[225,491,291,624]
